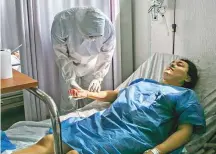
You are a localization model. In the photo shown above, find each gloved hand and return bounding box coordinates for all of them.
[88,78,102,92]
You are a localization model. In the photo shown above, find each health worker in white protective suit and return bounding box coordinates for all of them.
[51,7,116,114]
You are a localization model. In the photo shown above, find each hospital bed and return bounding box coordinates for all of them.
[4,52,216,154]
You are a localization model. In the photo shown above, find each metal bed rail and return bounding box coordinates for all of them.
[27,87,63,154]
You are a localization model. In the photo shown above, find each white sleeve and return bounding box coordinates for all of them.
[93,22,116,80]
[51,17,76,84]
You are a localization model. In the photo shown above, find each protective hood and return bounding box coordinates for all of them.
[76,8,105,38]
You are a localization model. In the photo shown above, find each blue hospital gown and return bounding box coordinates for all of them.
[57,79,206,154]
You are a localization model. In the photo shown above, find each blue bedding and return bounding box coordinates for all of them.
[1,130,16,153]
[50,79,206,154]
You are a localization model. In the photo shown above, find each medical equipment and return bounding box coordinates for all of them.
[148,0,177,54]
[3,52,216,154]
[148,0,170,37]
[145,148,161,154]
[172,0,177,54]
[148,0,165,21]
[11,44,22,54]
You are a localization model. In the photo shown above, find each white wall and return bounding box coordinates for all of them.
[119,0,134,81]
[148,0,216,58]
[175,0,216,58]
[132,0,151,68]
[151,0,174,54]
[131,0,175,67]
[118,0,216,82]
[132,0,175,67]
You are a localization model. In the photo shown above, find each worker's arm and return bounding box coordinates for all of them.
[93,22,116,81]
[51,17,79,88]
[69,89,119,103]
[146,124,193,154]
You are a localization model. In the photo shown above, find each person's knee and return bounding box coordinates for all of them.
[11,135,55,154]
[36,134,54,153]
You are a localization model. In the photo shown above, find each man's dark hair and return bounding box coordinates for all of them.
[180,59,199,89]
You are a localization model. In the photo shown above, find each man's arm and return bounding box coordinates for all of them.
[150,124,193,154]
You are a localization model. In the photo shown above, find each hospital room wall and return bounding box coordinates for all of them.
[118,0,134,81]
[150,0,216,58]
[120,0,172,81]
[174,0,216,58]
[150,0,174,55]
[131,0,173,69]
[119,0,152,81]
[132,0,151,69]
[121,0,174,73]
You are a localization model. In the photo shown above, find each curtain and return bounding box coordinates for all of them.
[1,0,20,49]
[110,0,122,88]
[1,0,116,121]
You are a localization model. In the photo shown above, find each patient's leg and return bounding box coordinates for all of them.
[12,134,72,154]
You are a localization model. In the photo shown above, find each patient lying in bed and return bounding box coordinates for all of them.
[13,59,206,154]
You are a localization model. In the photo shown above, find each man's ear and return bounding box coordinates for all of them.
[185,75,191,82]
